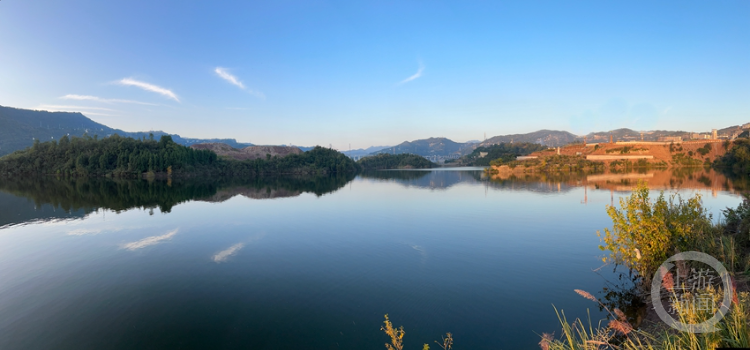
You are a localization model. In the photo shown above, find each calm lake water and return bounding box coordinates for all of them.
[0,168,745,349]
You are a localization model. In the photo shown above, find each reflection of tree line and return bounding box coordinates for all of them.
[359,170,432,181]
[0,135,360,177]
[3,169,746,227]
[0,191,89,229]
[204,174,356,201]
[0,173,356,215]
[359,169,600,193]
[487,171,589,193]
[722,172,750,192]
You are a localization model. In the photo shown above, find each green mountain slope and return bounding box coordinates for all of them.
[0,105,252,157]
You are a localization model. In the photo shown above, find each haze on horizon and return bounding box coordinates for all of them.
[1,1,748,149]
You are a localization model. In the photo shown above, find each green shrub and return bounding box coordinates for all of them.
[697,143,712,156]
[597,182,712,282]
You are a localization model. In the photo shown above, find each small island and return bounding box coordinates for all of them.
[357,153,437,170]
[0,134,360,177]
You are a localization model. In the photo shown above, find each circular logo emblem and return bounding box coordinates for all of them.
[651,251,733,333]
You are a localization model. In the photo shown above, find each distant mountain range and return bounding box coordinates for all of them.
[370,132,576,158]
[292,146,392,156]
[342,145,391,157]
[0,105,253,156]
[1,104,746,159]
[478,130,578,148]
[582,128,686,143]
[374,137,472,157]
[362,126,747,158]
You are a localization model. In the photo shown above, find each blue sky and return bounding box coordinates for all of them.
[1,1,748,148]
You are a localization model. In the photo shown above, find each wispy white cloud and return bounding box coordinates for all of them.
[122,229,178,250]
[116,78,180,102]
[662,106,672,114]
[67,228,104,236]
[398,62,424,85]
[215,67,245,89]
[61,94,102,102]
[212,243,245,263]
[36,104,115,111]
[214,67,265,99]
[60,94,158,106]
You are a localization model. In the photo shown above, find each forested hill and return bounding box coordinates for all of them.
[358,153,436,170]
[461,143,547,166]
[0,134,359,177]
[375,137,468,157]
[342,145,391,157]
[714,138,750,175]
[0,105,252,156]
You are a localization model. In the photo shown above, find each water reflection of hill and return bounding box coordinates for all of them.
[585,168,744,195]
[486,172,582,193]
[359,170,482,190]
[0,174,354,228]
[198,175,354,202]
[2,169,745,228]
[0,191,89,229]
[357,168,748,195]
[362,169,588,193]
[489,168,747,195]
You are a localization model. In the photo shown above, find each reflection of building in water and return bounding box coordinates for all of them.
[581,185,587,204]
[586,173,654,182]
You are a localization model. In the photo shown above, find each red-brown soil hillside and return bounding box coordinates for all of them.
[190,143,303,161]
[529,140,728,166]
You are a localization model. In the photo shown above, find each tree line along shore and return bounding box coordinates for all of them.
[0,134,443,177]
[2,134,749,178]
[0,134,359,177]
